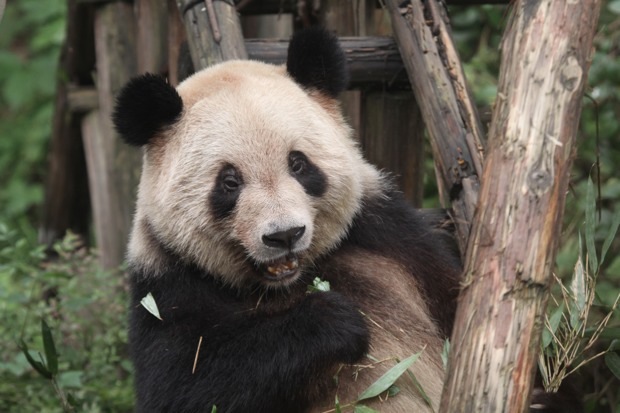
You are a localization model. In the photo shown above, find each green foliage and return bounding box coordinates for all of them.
[0,228,133,413]
[0,0,66,231]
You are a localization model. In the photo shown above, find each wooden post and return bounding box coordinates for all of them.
[176,0,247,69]
[40,0,95,246]
[385,0,485,253]
[84,2,139,269]
[135,0,169,74]
[440,1,602,411]
[322,1,426,206]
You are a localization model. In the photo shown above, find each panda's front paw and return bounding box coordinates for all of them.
[301,291,369,364]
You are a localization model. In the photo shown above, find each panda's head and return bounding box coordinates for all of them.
[113,28,383,288]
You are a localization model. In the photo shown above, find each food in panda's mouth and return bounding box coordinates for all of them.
[262,254,299,279]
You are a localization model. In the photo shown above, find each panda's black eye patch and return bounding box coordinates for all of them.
[210,165,243,220]
[288,151,327,197]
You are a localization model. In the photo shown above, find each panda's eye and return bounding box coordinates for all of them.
[222,175,241,192]
[289,152,307,175]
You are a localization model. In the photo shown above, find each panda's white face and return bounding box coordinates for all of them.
[129,61,383,288]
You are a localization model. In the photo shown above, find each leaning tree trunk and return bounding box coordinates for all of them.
[440,1,601,412]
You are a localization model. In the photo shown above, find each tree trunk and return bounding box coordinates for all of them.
[440,1,602,412]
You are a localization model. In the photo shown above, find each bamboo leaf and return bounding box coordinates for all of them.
[441,339,450,371]
[140,292,163,321]
[41,319,58,376]
[542,305,564,349]
[334,396,342,413]
[604,340,620,380]
[569,259,586,329]
[307,277,331,293]
[600,211,620,266]
[584,178,598,274]
[357,351,422,402]
[354,405,379,413]
[18,340,52,379]
[404,368,434,411]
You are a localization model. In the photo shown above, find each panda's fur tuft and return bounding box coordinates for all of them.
[286,27,348,97]
[113,73,183,146]
[116,28,463,412]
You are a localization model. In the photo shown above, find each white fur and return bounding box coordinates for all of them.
[128,60,384,286]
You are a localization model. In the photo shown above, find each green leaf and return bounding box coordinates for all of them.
[210,405,217,413]
[387,385,400,397]
[600,211,620,267]
[609,0,620,14]
[584,178,598,274]
[140,292,163,321]
[18,340,52,379]
[357,352,422,402]
[41,318,58,375]
[334,396,342,413]
[404,369,434,411]
[441,339,450,371]
[307,277,331,293]
[584,327,620,340]
[354,405,380,413]
[604,341,620,380]
[542,304,564,349]
[569,259,586,329]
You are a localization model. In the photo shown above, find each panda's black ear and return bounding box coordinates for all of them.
[286,27,348,97]
[113,74,183,147]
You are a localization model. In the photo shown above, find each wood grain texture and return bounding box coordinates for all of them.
[441,1,601,411]
[385,0,485,255]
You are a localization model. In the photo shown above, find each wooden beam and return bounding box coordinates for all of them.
[385,0,485,255]
[245,36,410,89]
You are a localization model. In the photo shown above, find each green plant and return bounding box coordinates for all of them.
[539,179,620,405]
[0,227,133,413]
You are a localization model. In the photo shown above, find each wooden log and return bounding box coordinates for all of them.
[135,0,169,74]
[88,2,140,269]
[385,0,485,255]
[234,0,510,15]
[40,0,95,246]
[168,0,188,85]
[176,0,247,69]
[440,1,602,412]
[245,36,410,88]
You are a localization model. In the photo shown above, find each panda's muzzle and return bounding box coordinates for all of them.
[259,226,305,281]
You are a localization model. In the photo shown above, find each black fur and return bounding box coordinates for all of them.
[288,151,327,197]
[128,190,462,412]
[129,266,369,413]
[286,27,348,97]
[112,73,183,146]
[209,164,243,221]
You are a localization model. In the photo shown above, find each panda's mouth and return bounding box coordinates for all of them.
[258,253,300,282]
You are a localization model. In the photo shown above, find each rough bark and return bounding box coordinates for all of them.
[85,2,139,269]
[440,1,602,412]
[385,0,485,255]
[176,0,247,69]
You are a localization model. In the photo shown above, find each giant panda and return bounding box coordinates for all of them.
[113,28,463,413]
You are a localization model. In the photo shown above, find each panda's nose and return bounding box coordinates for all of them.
[262,226,306,250]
